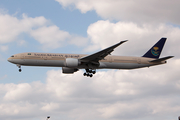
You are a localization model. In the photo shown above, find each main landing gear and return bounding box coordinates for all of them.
[83,69,96,77]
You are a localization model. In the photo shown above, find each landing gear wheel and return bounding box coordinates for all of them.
[83,73,87,76]
[87,73,90,77]
[83,69,96,77]
[19,69,22,72]
[89,74,93,77]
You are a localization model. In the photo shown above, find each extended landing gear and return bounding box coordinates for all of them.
[17,65,22,72]
[83,69,96,77]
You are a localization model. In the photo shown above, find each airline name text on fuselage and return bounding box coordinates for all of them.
[34,53,80,58]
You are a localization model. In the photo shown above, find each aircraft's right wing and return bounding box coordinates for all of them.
[80,40,128,63]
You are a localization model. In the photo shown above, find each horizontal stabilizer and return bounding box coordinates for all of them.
[150,56,174,63]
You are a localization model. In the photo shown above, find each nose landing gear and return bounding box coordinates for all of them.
[16,64,22,72]
[83,69,96,77]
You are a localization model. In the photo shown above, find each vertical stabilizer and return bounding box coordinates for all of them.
[142,38,166,59]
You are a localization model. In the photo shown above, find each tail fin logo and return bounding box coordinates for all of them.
[151,47,159,56]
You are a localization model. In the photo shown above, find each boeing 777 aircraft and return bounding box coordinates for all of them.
[8,38,173,77]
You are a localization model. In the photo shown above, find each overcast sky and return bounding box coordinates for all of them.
[0,0,180,120]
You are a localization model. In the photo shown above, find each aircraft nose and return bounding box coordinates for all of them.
[7,57,13,63]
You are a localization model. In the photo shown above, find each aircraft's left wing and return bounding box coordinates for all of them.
[80,40,128,63]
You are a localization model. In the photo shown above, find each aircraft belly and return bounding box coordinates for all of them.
[13,59,65,67]
[100,62,149,69]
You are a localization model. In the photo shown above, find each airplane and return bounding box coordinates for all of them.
[7,38,173,77]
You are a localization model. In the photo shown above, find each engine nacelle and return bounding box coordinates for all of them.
[62,67,78,74]
[65,58,80,67]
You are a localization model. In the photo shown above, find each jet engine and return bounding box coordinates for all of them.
[62,67,78,74]
[65,58,80,67]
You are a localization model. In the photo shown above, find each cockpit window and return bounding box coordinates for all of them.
[11,55,14,57]
[28,53,31,55]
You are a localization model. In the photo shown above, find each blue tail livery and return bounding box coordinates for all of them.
[142,38,166,59]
